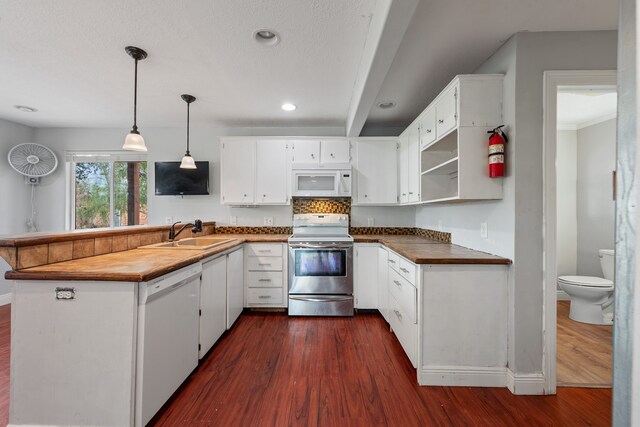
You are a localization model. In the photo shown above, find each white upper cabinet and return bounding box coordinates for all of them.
[220,138,289,205]
[407,124,420,203]
[220,138,256,205]
[291,139,350,167]
[320,139,351,165]
[256,140,289,204]
[291,139,321,166]
[435,83,458,139]
[398,133,409,204]
[354,138,397,205]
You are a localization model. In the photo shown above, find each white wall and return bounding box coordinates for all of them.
[0,118,36,297]
[32,126,415,232]
[556,130,578,276]
[576,118,616,276]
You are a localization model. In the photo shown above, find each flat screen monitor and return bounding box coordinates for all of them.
[154,161,210,195]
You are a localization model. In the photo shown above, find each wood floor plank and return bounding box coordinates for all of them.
[0,306,614,426]
[557,301,612,387]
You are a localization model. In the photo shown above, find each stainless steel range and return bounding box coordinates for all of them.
[288,213,354,316]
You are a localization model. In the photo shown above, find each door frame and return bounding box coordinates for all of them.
[542,70,617,394]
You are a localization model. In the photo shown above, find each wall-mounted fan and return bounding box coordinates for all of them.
[7,143,59,232]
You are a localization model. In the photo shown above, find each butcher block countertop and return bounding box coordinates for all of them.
[352,235,511,265]
[5,233,509,282]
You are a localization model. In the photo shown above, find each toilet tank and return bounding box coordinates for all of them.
[599,249,615,281]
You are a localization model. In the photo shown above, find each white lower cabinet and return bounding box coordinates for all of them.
[199,255,227,359]
[354,243,379,309]
[226,247,244,328]
[377,246,389,322]
[244,243,288,307]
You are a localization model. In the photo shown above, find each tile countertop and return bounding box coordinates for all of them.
[5,234,510,282]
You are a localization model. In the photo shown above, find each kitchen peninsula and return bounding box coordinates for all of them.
[2,225,509,426]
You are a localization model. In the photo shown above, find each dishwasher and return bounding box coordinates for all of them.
[135,263,201,426]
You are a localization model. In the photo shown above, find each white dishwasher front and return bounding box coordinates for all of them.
[135,263,201,426]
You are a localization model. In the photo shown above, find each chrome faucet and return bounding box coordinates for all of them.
[169,219,202,241]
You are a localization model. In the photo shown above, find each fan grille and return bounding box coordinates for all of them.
[8,143,58,177]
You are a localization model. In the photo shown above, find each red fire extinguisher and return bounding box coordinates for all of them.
[488,125,508,178]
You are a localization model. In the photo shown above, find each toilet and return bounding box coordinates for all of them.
[558,249,614,325]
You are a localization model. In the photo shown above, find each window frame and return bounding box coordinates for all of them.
[65,151,148,230]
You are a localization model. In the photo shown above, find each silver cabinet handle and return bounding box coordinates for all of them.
[438,119,444,124]
[258,263,272,266]
[393,280,402,288]
[258,295,272,299]
[330,153,335,158]
[400,267,410,274]
[426,129,432,133]
[258,279,272,282]
[311,153,315,158]
[409,192,414,195]
[389,260,396,264]
[394,310,402,320]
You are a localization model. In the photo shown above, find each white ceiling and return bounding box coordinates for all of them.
[0,0,619,133]
[366,0,618,127]
[557,89,617,130]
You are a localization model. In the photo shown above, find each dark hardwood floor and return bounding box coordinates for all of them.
[0,306,612,426]
[557,301,612,387]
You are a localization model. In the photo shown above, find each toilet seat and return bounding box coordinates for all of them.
[558,275,613,288]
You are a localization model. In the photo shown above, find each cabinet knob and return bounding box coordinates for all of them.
[263,194,266,197]
[426,129,432,133]
[330,153,335,158]
[244,194,247,197]
[311,153,315,159]
[438,119,444,124]
[409,192,414,195]
[364,194,368,198]
[402,193,407,196]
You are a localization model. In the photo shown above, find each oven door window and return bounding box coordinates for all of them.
[295,250,346,277]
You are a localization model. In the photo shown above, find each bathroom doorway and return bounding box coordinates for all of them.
[542,71,617,393]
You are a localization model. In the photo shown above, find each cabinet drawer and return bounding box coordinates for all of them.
[388,268,417,324]
[246,271,283,288]
[247,287,284,305]
[388,293,417,368]
[245,243,283,257]
[398,258,417,284]
[388,252,400,272]
[246,256,283,271]
[436,84,458,138]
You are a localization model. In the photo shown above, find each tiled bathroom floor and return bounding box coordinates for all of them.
[557,301,612,387]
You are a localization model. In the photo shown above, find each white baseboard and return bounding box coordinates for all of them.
[0,293,11,306]
[419,366,507,388]
[556,290,570,301]
[506,369,546,395]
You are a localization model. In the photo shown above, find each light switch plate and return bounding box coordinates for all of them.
[480,222,488,238]
[230,216,237,225]
[264,216,274,226]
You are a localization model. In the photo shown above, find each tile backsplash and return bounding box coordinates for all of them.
[292,198,351,215]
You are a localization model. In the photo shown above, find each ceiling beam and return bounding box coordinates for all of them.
[345,0,419,137]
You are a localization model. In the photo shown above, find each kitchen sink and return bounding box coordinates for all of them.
[141,237,237,250]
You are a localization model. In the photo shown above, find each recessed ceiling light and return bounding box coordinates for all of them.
[14,105,37,113]
[254,29,280,46]
[281,103,297,111]
[377,101,396,109]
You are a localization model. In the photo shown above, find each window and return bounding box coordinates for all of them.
[66,152,148,229]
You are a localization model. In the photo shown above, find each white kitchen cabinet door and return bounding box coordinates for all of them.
[221,139,256,204]
[291,140,320,166]
[320,139,350,164]
[200,256,227,359]
[355,139,397,205]
[407,124,420,203]
[226,247,244,328]
[419,106,436,150]
[435,83,458,139]
[398,133,409,204]
[256,140,288,204]
[354,244,378,309]
[377,246,389,323]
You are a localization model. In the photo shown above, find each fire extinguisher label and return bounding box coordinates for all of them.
[489,144,504,155]
[489,154,504,164]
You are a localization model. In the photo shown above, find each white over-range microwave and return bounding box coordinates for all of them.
[291,168,352,197]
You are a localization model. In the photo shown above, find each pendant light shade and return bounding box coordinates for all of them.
[123,46,148,152]
[180,94,197,169]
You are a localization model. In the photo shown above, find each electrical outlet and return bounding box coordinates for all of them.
[480,222,488,238]
[264,216,274,226]
[230,216,237,225]
[165,216,173,225]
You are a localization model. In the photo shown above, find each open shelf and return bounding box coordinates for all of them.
[421,170,458,202]
[421,130,458,171]
[422,157,458,175]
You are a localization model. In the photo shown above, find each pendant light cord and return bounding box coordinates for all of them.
[132,58,138,133]
[186,101,190,154]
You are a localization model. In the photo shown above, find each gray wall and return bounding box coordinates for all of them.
[577,119,616,276]
[0,118,36,296]
[556,130,578,276]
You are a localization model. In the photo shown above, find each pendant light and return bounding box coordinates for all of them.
[180,94,197,169]
[123,46,148,151]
